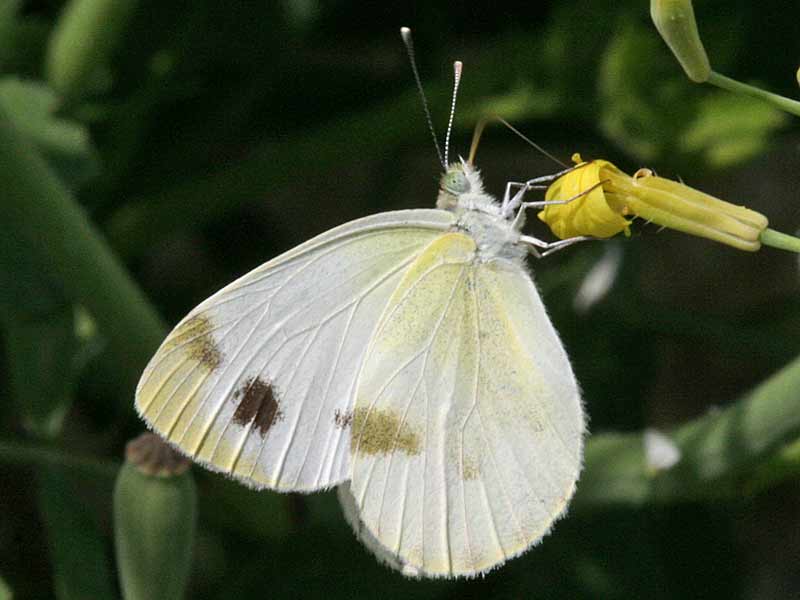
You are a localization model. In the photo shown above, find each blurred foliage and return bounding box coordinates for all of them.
[682,91,788,167]
[37,468,115,600]
[598,23,788,167]
[0,77,99,186]
[1,0,800,598]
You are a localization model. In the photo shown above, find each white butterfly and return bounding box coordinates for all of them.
[135,34,588,578]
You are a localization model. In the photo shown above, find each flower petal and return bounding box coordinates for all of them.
[538,160,630,238]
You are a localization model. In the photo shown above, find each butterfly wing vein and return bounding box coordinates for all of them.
[135,209,455,491]
[346,232,584,577]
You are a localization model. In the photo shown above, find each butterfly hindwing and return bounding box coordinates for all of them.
[346,232,584,576]
[135,209,454,491]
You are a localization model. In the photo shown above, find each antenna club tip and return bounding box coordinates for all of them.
[400,26,411,38]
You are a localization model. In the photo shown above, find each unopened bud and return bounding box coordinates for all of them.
[650,0,711,82]
[114,433,196,600]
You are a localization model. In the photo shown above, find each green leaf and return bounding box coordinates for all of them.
[0,204,103,439]
[598,22,789,169]
[46,0,140,101]
[0,573,12,600]
[598,23,698,162]
[37,468,115,600]
[0,216,67,321]
[464,82,560,124]
[0,100,167,396]
[0,78,99,188]
[575,347,800,510]
[0,202,79,438]
[0,438,119,483]
[0,1,51,78]
[0,1,20,68]
[680,90,787,167]
[3,306,77,439]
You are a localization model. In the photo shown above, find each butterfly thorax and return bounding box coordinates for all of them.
[438,162,526,263]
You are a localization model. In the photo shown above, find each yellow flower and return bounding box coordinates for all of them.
[539,156,631,240]
[539,154,769,252]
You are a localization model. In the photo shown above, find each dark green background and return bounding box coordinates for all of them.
[1,1,799,598]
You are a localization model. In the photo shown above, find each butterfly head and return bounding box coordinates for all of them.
[437,160,486,210]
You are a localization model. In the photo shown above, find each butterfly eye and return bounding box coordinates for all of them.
[441,170,470,195]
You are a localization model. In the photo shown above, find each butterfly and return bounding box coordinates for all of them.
[135,30,587,578]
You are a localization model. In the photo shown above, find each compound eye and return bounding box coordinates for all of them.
[441,170,470,195]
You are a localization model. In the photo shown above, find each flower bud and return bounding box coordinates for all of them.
[539,154,631,240]
[539,155,769,252]
[650,0,711,82]
[114,433,196,600]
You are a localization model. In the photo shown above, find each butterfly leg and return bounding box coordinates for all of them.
[501,182,547,217]
[519,234,597,258]
[500,164,583,216]
[510,179,607,230]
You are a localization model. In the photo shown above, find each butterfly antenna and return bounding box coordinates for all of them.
[444,61,462,167]
[496,116,567,168]
[400,27,445,168]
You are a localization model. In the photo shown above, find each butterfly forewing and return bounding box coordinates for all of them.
[346,232,584,576]
[136,209,454,491]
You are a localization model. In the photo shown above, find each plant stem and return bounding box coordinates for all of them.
[0,438,119,479]
[0,106,167,393]
[707,71,800,117]
[759,228,800,253]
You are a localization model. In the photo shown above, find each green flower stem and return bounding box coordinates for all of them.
[759,228,800,253]
[707,71,800,117]
[0,106,167,393]
[0,438,119,479]
[575,351,800,511]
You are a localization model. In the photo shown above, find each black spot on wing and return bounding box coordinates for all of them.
[166,314,223,371]
[334,409,353,429]
[232,377,282,437]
